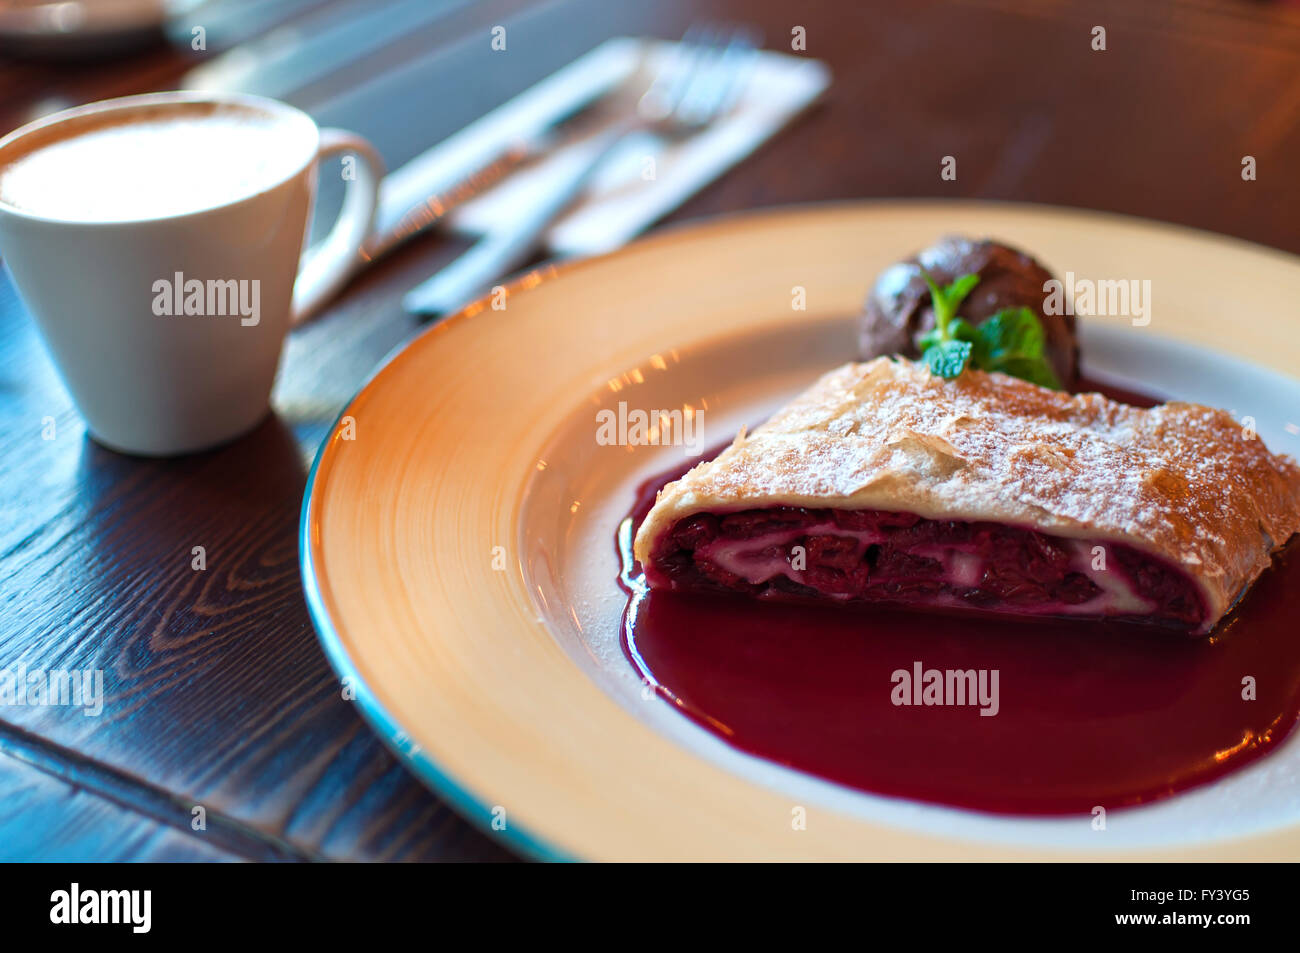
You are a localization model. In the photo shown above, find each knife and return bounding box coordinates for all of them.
[364,38,641,261]
[398,122,631,315]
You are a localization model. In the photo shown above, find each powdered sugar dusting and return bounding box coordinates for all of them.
[634,357,1300,625]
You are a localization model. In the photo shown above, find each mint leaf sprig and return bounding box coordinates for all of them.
[916,272,978,380]
[915,270,1062,390]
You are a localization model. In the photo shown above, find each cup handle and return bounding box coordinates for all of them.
[290,129,385,326]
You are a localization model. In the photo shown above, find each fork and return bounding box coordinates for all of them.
[402,25,760,317]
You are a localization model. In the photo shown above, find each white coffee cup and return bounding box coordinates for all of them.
[0,90,383,456]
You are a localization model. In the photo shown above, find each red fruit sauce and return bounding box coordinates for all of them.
[618,378,1300,814]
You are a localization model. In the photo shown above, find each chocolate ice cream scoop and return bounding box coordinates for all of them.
[859,236,1079,389]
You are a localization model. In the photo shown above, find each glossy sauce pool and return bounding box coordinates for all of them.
[618,378,1300,814]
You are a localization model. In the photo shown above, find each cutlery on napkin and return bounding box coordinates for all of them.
[400,36,830,315]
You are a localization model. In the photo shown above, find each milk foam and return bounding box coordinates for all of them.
[0,106,310,222]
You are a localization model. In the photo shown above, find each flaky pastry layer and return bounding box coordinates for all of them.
[634,358,1300,629]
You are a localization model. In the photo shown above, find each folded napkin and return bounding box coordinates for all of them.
[446,37,830,257]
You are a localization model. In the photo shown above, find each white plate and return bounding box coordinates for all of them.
[304,201,1300,859]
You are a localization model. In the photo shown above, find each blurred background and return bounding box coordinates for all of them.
[2,0,1299,253]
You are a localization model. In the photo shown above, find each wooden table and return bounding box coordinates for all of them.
[1,0,1297,862]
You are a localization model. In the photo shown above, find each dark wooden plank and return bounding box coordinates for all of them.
[0,269,515,863]
[0,0,1298,861]
[0,749,239,862]
[657,0,1300,256]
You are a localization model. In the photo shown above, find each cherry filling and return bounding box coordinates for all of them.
[644,507,1206,629]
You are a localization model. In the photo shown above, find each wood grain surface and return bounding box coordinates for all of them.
[0,0,1297,861]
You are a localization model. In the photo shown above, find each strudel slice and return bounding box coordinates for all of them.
[633,358,1300,634]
